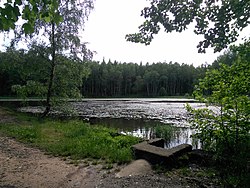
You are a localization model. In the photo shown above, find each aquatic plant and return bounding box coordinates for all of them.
[154,124,175,142]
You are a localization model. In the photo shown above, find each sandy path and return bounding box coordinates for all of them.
[0,136,105,188]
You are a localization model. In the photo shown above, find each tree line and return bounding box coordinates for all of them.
[0,46,89,99]
[0,47,210,98]
[82,60,207,97]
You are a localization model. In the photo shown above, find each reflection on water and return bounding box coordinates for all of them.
[71,99,217,127]
[19,99,209,149]
[89,118,200,149]
[89,118,158,138]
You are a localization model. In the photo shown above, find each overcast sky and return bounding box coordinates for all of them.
[0,0,248,67]
[83,0,249,67]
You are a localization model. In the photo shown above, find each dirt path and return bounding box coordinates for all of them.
[0,136,192,188]
[0,136,107,188]
[0,108,106,188]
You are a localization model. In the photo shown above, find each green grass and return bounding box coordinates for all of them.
[0,110,141,164]
[154,124,176,141]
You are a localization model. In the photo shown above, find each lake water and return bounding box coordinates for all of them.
[72,99,204,148]
[20,98,215,148]
[89,118,200,148]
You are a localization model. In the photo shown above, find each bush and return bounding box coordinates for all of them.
[187,41,250,187]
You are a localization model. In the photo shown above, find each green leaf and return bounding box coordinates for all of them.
[54,13,63,24]
[22,22,34,34]
[13,6,21,21]
[1,16,15,30]
[15,0,22,6]
[22,5,31,20]
[5,4,14,19]
[44,16,51,23]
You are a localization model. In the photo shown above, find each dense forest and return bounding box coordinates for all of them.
[0,47,211,98]
[82,60,207,97]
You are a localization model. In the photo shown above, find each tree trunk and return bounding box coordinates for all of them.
[43,23,56,117]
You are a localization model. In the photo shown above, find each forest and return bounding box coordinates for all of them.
[0,45,238,99]
[82,60,207,97]
[0,46,211,98]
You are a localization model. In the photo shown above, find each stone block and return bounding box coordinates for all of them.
[132,141,192,166]
[147,138,165,148]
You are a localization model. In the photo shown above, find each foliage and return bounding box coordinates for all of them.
[154,124,175,143]
[2,0,95,116]
[126,0,250,53]
[1,0,67,34]
[0,50,209,98]
[158,87,167,96]
[187,40,250,187]
[82,60,203,97]
[12,80,47,99]
[49,56,90,99]
[0,111,140,163]
[155,125,175,140]
[0,47,90,102]
[0,46,50,96]
[0,0,53,33]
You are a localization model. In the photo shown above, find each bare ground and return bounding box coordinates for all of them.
[0,135,112,188]
[0,136,195,188]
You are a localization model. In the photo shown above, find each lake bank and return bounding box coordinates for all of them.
[16,98,213,148]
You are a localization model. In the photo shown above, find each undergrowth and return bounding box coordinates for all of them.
[0,110,140,164]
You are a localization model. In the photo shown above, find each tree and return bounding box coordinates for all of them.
[186,40,250,186]
[0,47,28,96]
[126,0,250,53]
[144,70,159,96]
[40,0,93,116]
[0,0,62,33]
[6,0,94,116]
[210,49,237,69]
[81,60,203,97]
[132,75,144,95]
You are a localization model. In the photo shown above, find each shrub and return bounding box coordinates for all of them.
[186,41,250,187]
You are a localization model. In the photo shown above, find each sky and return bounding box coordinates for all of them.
[0,0,248,67]
[83,0,249,67]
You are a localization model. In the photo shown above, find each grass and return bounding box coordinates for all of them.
[154,124,176,142]
[0,109,141,164]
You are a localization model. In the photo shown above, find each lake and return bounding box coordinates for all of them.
[20,98,215,148]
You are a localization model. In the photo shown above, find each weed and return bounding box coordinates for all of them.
[102,163,113,169]
[0,111,140,164]
[154,124,175,141]
[180,167,192,176]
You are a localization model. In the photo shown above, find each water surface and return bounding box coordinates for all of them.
[71,98,208,148]
[20,98,214,148]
